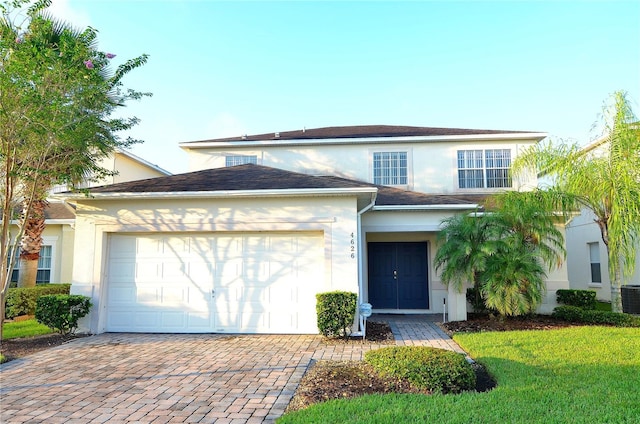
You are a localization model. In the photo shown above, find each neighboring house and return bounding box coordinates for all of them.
[61,125,571,335]
[8,149,171,285]
[565,137,640,301]
[50,148,171,193]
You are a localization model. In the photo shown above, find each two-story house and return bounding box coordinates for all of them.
[63,125,571,335]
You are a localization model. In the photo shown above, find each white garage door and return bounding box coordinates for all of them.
[105,232,324,334]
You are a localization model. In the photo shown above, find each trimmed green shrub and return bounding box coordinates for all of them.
[556,289,597,310]
[364,346,476,394]
[553,305,640,327]
[552,305,585,322]
[35,294,92,335]
[4,284,71,319]
[316,291,358,339]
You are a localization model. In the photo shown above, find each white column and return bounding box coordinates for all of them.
[447,284,468,321]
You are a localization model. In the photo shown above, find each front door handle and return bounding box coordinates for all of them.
[393,270,397,280]
[211,289,215,297]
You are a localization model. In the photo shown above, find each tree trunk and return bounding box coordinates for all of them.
[17,199,48,288]
[0,298,5,349]
[610,259,623,313]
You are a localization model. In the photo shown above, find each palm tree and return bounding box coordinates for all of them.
[435,191,567,317]
[480,242,547,316]
[434,212,501,307]
[491,190,567,271]
[481,191,567,316]
[513,91,640,312]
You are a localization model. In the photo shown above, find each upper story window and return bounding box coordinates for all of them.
[373,152,407,185]
[225,155,257,167]
[457,149,511,189]
[6,245,52,284]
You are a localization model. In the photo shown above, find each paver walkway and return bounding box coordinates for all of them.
[0,316,464,423]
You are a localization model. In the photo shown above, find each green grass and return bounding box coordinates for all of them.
[2,319,53,340]
[278,326,640,423]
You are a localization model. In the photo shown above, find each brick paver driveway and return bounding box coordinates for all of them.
[0,316,463,423]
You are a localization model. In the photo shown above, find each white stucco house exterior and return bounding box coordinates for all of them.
[61,125,571,335]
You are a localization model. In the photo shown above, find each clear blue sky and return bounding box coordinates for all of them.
[50,0,640,174]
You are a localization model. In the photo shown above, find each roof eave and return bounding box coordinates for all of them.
[372,204,479,211]
[180,132,548,149]
[58,187,378,201]
[7,218,75,225]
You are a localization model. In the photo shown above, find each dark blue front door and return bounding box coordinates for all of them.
[367,242,429,309]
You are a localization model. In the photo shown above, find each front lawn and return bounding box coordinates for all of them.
[278,326,640,423]
[2,319,53,340]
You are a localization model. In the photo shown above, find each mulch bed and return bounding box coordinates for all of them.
[440,313,578,335]
[1,333,87,363]
[321,321,395,345]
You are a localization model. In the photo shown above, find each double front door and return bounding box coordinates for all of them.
[367,242,429,309]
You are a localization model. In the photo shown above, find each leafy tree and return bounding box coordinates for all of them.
[1,0,150,338]
[513,91,640,312]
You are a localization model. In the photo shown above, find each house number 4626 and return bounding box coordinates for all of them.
[350,232,356,258]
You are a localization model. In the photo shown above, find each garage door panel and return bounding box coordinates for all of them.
[109,236,137,257]
[215,286,243,303]
[161,286,187,305]
[108,259,136,282]
[133,311,159,327]
[136,286,161,304]
[160,311,185,328]
[160,261,189,279]
[212,237,243,257]
[136,262,161,281]
[107,286,135,305]
[163,236,190,254]
[106,232,324,334]
[136,237,162,256]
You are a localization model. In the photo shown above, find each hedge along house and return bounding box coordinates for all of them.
[61,126,571,335]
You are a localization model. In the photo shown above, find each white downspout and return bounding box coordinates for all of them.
[352,191,377,336]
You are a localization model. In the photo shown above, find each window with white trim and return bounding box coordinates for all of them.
[6,245,52,284]
[373,152,407,185]
[225,155,257,167]
[588,242,602,284]
[457,149,512,189]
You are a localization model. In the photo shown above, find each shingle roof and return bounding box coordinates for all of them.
[45,202,76,220]
[2,202,76,221]
[86,164,486,208]
[88,164,372,193]
[375,187,488,207]
[183,125,539,144]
